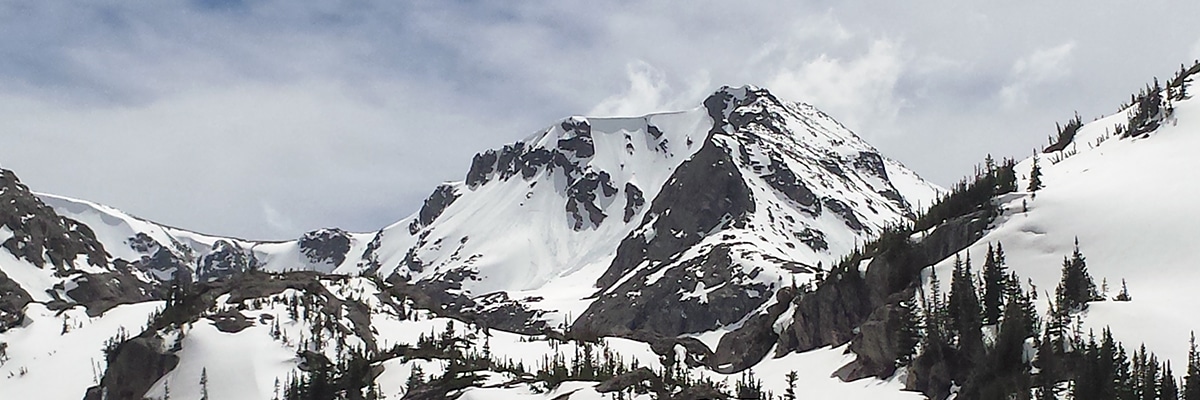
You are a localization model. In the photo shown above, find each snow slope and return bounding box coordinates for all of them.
[0,302,164,399]
[923,89,1200,369]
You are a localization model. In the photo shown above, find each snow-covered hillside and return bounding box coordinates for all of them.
[923,84,1200,370]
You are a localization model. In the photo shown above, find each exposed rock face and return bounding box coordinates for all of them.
[592,137,755,291]
[197,240,257,281]
[708,287,797,372]
[84,335,179,400]
[357,230,385,275]
[565,170,618,230]
[622,183,645,223]
[557,117,595,158]
[0,269,31,332]
[408,184,460,234]
[774,210,990,392]
[65,270,159,317]
[576,245,763,338]
[123,233,192,282]
[775,267,872,354]
[834,292,913,381]
[0,169,107,272]
[388,271,550,335]
[299,228,352,267]
[823,197,866,232]
[759,154,819,214]
[566,86,940,371]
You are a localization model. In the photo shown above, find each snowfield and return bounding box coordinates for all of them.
[923,90,1200,370]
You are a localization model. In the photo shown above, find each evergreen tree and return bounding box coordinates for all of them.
[406,364,426,393]
[926,267,947,334]
[1073,332,1102,400]
[967,276,1037,400]
[1056,239,1097,313]
[784,371,798,400]
[1186,332,1200,399]
[200,368,209,400]
[895,298,921,367]
[997,158,1019,193]
[949,253,984,361]
[1115,279,1133,302]
[1035,325,1062,400]
[982,243,1008,325]
[1028,153,1044,195]
[1164,361,1181,400]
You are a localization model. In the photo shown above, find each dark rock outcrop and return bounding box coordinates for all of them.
[557,118,595,159]
[197,240,257,282]
[0,269,31,332]
[565,170,617,230]
[773,209,990,395]
[299,228,352,267]
[0,169,108,272]
[834,292,913,381]
[84,336,178,400]
[853,151,889,178]
[591,135,756,291]
[595,367,657,393]
[466,150,500,188]
[823,197,865,232]
[408,184,460,234]
[574,245,765,339]
[622,183,645,223]
[388,271,550,335]
[210,309,253,333]
[66,270,159,317]
[709,287,797,373]
[761,156,820,215]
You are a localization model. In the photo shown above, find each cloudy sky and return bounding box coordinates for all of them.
[2,1,1199,240]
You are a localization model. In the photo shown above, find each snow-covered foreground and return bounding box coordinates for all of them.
[0,302,164,399]
[0,275,922,399]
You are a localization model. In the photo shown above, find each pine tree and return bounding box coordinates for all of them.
[1035,325,1061,400]
[982,243,1008,325]
[1186,332,1200,400]
[927,267,946,333]
[1164,361,1181,400]
[200,368,209,400]
[1028,153,1044,196]
[1056,239,1097,313]
[949,253,984,360]
[784,371,798,400]
[895,298,921,367]
[1115,279,1133,302]
[407,364,426,393]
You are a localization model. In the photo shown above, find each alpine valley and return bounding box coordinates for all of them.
[2,63,1199,400]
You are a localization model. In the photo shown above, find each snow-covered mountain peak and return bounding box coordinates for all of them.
[0,86,944,391]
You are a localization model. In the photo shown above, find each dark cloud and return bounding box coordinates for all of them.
[1,1,1198,239]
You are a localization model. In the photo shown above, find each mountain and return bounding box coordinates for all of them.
[0,85,943,399]
[3,66,1198,400]
[8,85,942,336]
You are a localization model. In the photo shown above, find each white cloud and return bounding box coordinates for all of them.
[766,39,907,137]
[1000,41,1076,109]
[588,61,712,117]
[260,201,296,238]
